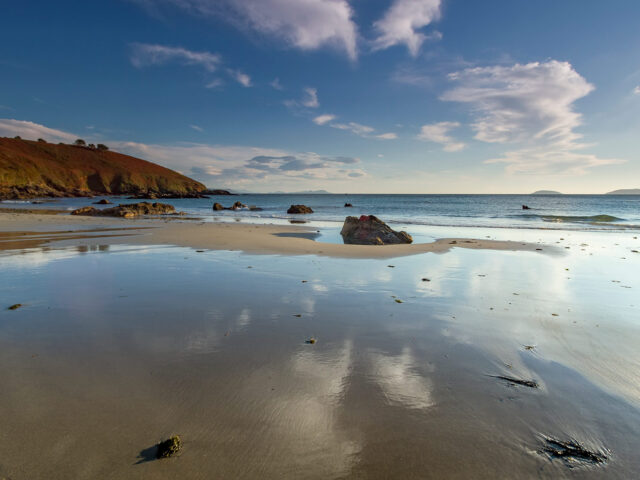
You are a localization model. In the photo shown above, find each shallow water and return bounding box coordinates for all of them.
[5,193,640,231]
[1,229,639,479]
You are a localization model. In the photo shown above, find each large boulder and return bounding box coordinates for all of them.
[71,202,176,218]
[288,204,314,214]
[213,202,224,211]
[340,215,412,245]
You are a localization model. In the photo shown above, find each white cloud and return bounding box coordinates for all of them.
[374,132,398,140]
[142,0,358,60]
[417,121,465,152]
[130,43,221,71]
[0,118,77,143]
[189,124,203,132]
[270,77,284,90]
[372,0,442,56]
[310,115,396,141]
[441,60,622,173]
[285,87,320,109]
[634,86,640,95]
[485,146,623,176]
[227,69,252,87]
[131,43,251,88]
[205,78,224,89]
[301,87,319,108]
[328,121,396,140]
[442,61,593,145]
[330,122,374,136]
[313,114,336,125]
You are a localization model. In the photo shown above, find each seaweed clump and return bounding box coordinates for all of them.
[156,435,182,459]
[541,437,607,467]
[491,375,538,388]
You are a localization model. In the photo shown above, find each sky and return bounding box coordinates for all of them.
[1,0,639,193]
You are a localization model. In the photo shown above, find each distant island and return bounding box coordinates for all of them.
[0,136,220,200]
[606,189,640,195]
[531,190,562,195]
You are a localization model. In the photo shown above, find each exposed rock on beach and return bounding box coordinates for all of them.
[71,202,176,218]
[341,215,413,245]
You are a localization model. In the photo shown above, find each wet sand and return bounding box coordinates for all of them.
[1,212,640,479]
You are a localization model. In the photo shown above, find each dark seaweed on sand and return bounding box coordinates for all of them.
[490,375,538,388]
[541,437,607,466]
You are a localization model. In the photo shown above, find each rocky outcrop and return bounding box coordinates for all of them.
[0,137,205,200]
[213,202,224,211]
[94,199,112,205]
[287,204,314,214]
[344,203,353,207]
[71,202,176,218]
[340,215,413,245]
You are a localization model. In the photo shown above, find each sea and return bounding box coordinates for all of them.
[4,194,640,232]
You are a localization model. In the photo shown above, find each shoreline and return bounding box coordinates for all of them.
[0,211,558,259]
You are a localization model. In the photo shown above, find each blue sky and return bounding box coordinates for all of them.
[1,0,639,193]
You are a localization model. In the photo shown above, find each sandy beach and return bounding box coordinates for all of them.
[0,210,555,258]
[1,210,639,479]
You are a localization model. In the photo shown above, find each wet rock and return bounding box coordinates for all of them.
[344,203,353,207]
[230,201,247,210]
[540,437,607,466]
[8,303,22,310]
[288,204,314,214]
[249,206,263,211]
[213,202,224,211]
[156,435,182,459]
[70,206,100,216]
[340,215,412,245]
[71,202,176,218]
[522,205,530,209]
[93,199,112,205]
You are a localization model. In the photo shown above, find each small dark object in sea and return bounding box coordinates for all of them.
[289,219,307,224]
[422,278,430,282]
[93,199,112,205]
[8,303,22,310]
[344,203,353,207]
[541,437,607,466]
[522,205,530,209]
[156,435,182,459]
[491,375,538,388]
[305,338,316,344]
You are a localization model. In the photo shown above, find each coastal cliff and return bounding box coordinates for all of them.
[0,137,206,199]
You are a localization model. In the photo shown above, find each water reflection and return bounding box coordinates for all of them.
[369,347,434,409]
